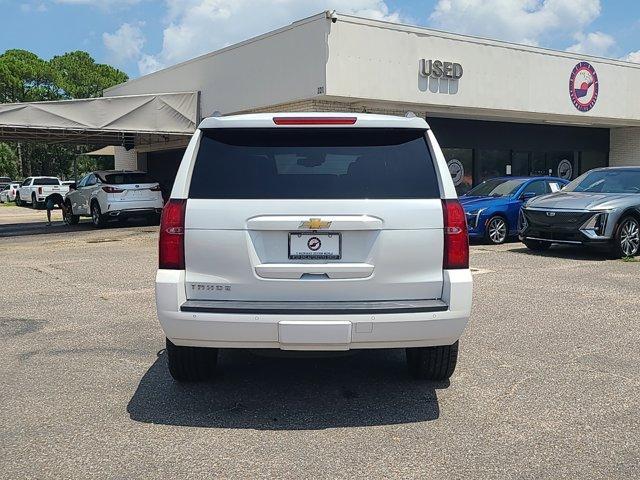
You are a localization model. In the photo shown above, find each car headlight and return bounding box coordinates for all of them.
[581,212,609,237]
[465,208,486,229]
[518,209,528,232]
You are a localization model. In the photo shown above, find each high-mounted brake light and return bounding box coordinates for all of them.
[273,117,357,125]
[102,186,124,193]
[159,199,186,270]
[442,199,469,269]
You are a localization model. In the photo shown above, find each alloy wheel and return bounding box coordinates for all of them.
[488,217,507,244]
[620,218,639,256]
[91,204,100,226]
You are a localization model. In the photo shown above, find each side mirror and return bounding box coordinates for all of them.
[520,192,536,201]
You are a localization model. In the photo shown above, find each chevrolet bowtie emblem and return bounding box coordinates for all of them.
[299,218,332,230]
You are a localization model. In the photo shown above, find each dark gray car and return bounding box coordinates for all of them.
[520,167,640,257]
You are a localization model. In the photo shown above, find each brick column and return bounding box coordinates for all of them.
[114,147,138,170]
[610,127,640,166]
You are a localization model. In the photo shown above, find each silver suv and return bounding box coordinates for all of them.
[520,167,640,257]
[155,113,472,382]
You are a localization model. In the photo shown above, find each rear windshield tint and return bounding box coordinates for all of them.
[102,173,155,184]
[189,128,439,199]
[33,178,59,186]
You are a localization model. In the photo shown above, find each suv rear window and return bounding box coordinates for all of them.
[102,173,155,184]
[189,128,439,199]
[33,178,60,186]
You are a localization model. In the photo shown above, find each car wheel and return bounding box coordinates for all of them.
[90,201,105,228]
[31,194,38,209]
[485,216,508,245]
[64,201,79,225]
[166,338,218,382]
[406,341,459,381]
[612,216,640,258]
[15,193,21,206]
[523,239,551,251]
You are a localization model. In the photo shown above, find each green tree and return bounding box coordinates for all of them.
[50,51,128,99]
[0,143,20,178]
[0,49,59,103]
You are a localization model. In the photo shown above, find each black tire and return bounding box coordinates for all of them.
[610,215,640,258]
[90,201,105,228]
[523,239,551,251]
[15,193,22,206]
[64,201,79,225]
[485,215,508,245]
[406,341,459,381]
[31,194,38,209]
[166,338,218,382]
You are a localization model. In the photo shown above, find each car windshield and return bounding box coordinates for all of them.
[102,172,155,184]
[189,128,439,199]
[33,178,60,186]
[564,169,640,194]
[465,179,527,197]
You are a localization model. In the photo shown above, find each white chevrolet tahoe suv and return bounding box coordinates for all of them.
[156,113,472,382]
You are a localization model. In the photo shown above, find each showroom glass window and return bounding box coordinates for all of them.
[580,151,607,175]
[476,150,510,184]
[441,148,473,194]
[511,152,530,177]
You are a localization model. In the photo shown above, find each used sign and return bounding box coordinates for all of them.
[420,59,463,79]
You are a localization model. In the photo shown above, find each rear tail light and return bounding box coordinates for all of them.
[102,186,124,193]
[38,187,42,195]
[273,116,357,125]
[159,199,186,270]
[442,199,469,269]
[150,185,162,192]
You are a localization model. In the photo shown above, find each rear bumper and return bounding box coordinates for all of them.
[155,269,472,351]
[105,199,164,216]
[105,207,163,217]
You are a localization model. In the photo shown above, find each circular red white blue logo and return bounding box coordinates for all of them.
[569,62,598,112]
[307,237,321,251]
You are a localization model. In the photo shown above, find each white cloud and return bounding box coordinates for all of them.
[622,50,640,63]
[103,22,146,62]
[566,31,615,56]
[137,0,402,75]
[55,0,140,5]
[20,2,47,12]
[429,0,602,46]
[137,54,163,76]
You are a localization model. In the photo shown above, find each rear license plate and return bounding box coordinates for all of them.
[288,232,341,260]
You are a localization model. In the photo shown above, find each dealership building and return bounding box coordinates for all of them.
[1,11,639,192]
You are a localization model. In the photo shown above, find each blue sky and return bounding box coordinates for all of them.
[1,0,638,78]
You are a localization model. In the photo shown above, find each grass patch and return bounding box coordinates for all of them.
[622,256,639,263]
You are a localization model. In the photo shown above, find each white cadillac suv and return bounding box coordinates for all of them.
[156,113,472,382]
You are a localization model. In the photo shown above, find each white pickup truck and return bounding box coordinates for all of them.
[15,177,70,208]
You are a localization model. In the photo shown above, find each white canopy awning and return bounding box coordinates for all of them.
[0,92,199,146]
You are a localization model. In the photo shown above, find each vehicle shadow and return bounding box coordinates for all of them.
[0,217,158,238]
[0,220,94,237]
[510,245,610,261]
[127,348,445,430]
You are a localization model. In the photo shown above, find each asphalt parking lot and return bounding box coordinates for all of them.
[1,204,639,479]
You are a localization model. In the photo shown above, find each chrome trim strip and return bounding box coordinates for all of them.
[180,299,448,315]
[524,236,582,245]
[523,208,591,213]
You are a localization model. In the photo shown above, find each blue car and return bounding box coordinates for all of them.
[460,176,569,244]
